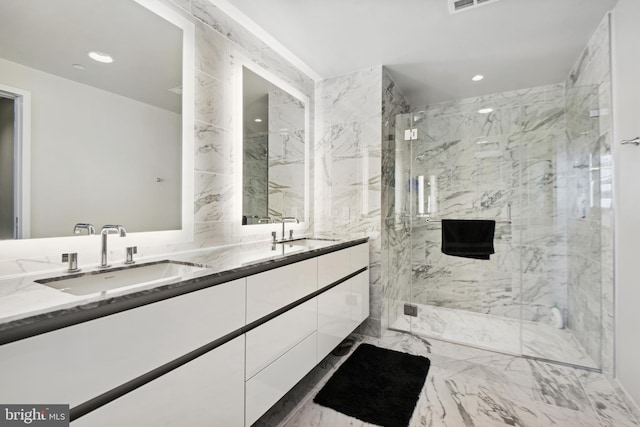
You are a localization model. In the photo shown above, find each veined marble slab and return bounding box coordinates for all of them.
[255,331,639,427]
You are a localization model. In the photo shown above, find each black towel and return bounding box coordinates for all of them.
[441,219,495,260]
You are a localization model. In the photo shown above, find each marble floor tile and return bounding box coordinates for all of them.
[254,331,639,427]
[577,370,640,427]
[390,304,597,368]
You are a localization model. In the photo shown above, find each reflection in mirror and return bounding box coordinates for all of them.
[0,0,184,239]
[242,67,306,225]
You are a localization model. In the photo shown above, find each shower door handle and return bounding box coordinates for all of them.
[621,137,640,146]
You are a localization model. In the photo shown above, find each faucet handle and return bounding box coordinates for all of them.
[73,223,96,235]
[101,224,127,237]
[61,253,80,273]
[125,246,138,265]
[271,231,277,243]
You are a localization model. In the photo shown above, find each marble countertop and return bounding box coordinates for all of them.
[0,236,368,340]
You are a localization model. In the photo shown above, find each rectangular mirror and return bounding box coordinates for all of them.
[239,64,309,226]
[0,0,193,241]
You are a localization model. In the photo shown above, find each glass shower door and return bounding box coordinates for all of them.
[391,109,522,356]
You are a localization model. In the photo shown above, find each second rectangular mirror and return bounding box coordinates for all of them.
[241,65,308,226]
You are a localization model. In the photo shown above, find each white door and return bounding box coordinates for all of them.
[612,0,640,408]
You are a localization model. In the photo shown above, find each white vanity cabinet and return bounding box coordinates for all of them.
[317,244,369,360]
[0,278,246,410]
[0,240,369,427]
[73,336,245,427]
[246,242,369,426]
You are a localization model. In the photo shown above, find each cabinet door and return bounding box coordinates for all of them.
[0,279,245,407]
[317,279,352,360]
[351,270,370,323]
[73,336,245,427]
[317,270,370,360]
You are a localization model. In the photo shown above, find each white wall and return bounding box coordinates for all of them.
[612,0,640,413]
[0,58,181,238]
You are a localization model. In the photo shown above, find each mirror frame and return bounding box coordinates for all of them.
[233,54,310,237]
[0,0,194,259]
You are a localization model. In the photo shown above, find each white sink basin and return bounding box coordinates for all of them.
[36,260,206,296]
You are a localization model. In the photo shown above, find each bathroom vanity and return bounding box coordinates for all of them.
[0,237,369,426]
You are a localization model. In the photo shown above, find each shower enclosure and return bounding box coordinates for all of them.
[388,82,612,370]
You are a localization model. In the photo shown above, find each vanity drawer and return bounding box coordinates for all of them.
[318,243,369,289]
[350,242,369,271]
[318,249,351,289]
[245,331,317,427]
[246,258,317,323]
[317,276,353,360]
[0,279,245,407]
[246,299,317,379]
[72,336,245,427]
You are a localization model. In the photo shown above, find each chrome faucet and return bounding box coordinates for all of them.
[99,225,126,268]
[74,223,96,235]
[281,216,299,241]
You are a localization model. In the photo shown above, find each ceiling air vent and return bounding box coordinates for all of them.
[449,0,500,14]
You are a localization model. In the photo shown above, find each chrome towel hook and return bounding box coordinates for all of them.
[621,137,640,146]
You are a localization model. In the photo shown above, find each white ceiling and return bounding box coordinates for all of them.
[223,0,618,106]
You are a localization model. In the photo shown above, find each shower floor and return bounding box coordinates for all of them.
[390,303,598,369]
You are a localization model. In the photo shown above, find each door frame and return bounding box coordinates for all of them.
[0,84,31,239]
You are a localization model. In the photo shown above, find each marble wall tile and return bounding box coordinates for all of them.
[568,15,611,91]
[168,0,190,12]
[194,172,234,222]
[191,0,309,94]
[194,70,232,130]
[521,100,565,132]
[194,122,233,175]
[319,67,383,124]
[194,21,229,82]
[316,66,385,336]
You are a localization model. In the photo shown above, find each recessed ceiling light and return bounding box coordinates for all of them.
[254,118,262,123]
[88,51,114,63]
[72,64,85,71]
[472,74,484,82]
[476,139,490,144]
[478,108,494,114]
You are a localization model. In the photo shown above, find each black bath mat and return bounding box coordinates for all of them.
[313,343,431,427]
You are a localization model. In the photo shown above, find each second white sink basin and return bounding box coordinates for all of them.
[36,260,206,296]
[240,244,307,265]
